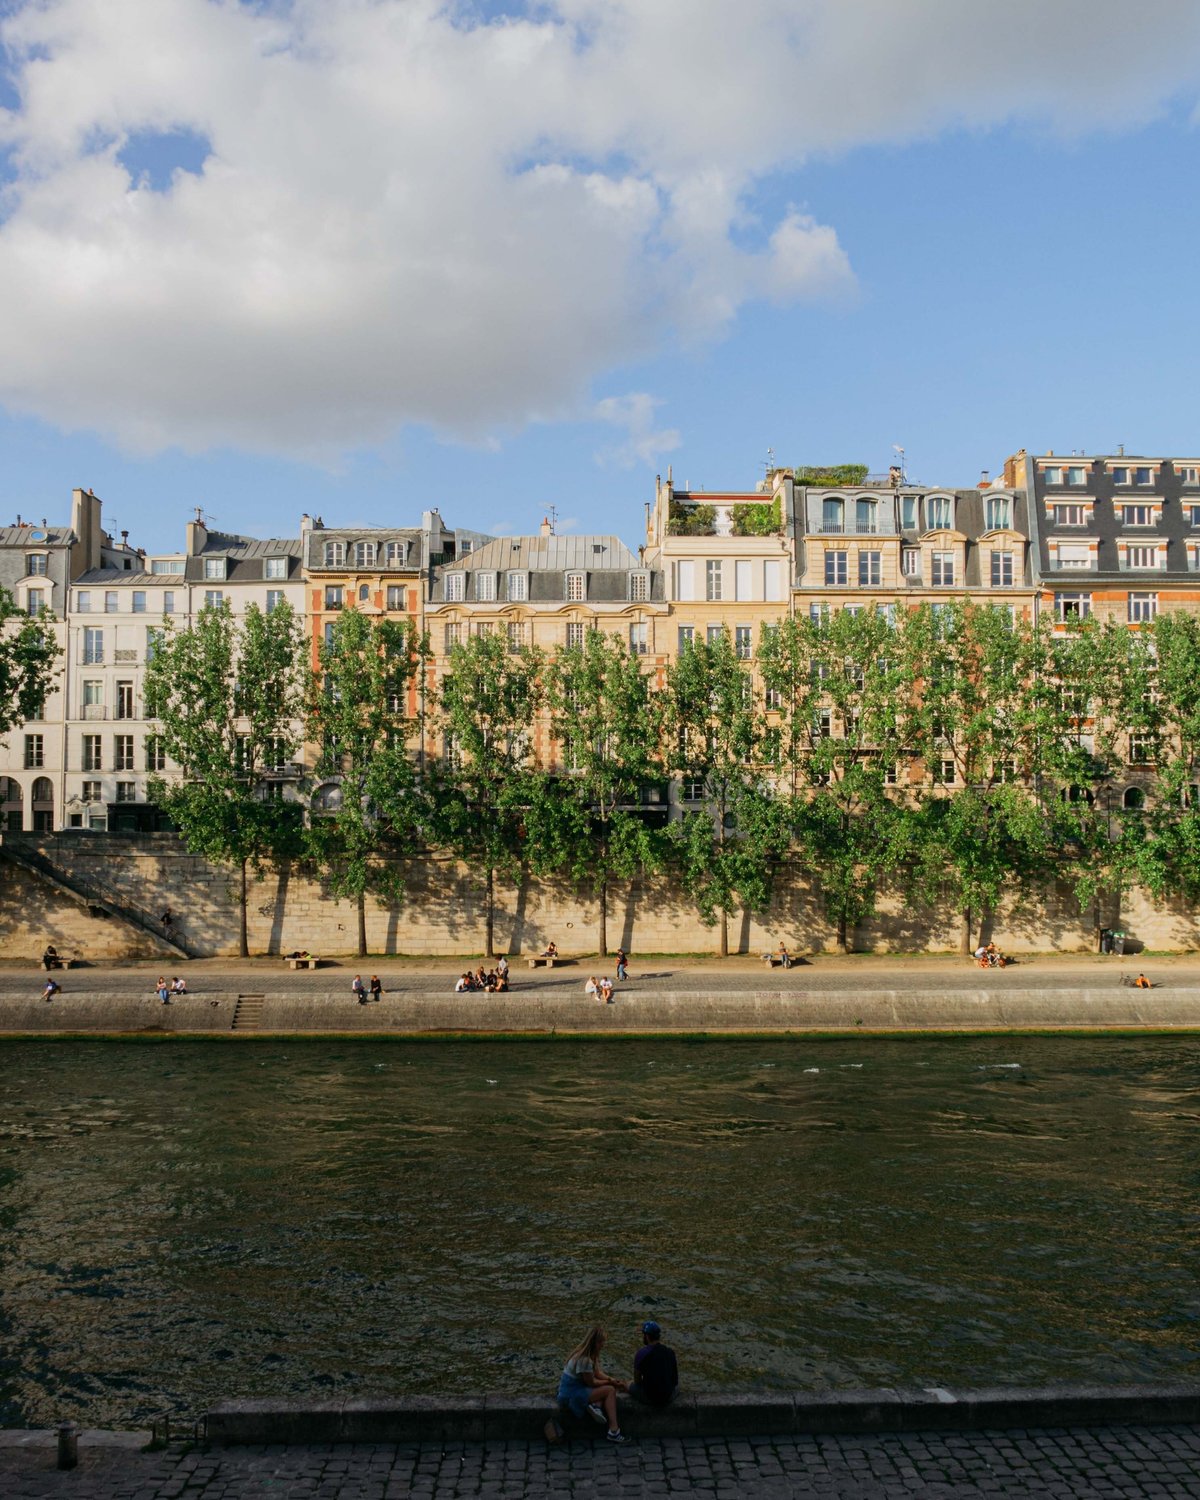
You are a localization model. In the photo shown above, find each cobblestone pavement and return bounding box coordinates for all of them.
[4,1427,1200,1498]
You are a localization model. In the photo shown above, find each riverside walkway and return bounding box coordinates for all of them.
[2,953,1200,1033]
[4,1426,1200,1498]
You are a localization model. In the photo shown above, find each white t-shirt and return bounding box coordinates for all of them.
[584,979,598,995]
[563,1355,594,1380]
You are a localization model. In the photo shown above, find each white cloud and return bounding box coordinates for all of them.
[593,393,682,468]
[0,0,1197,457]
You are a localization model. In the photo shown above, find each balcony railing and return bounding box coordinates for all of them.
[817,523,886,535]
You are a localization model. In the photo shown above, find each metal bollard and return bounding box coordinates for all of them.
[57,1421,78,1470]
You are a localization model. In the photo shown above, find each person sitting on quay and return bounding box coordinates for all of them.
[774,940,793,969]
[454,973,471,993]
[41,944,62,972]
[155,976,171,1005]
[497,955,510,986]
[369,975,383,1002]
[352,974,367,1004]
[585,975,599,999]
[1135,972,1152,989]
[42,976,61,1002]
[598,976,614,1004]
[474,965,488,990]
[171,976,188,995]
[630,1321,679,1409]
[540,941,559,961]
[556,1325,627,1444]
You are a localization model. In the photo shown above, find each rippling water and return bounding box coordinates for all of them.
[1,1036,1199,1427]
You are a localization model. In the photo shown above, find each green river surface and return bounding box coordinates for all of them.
[1,1035,1199,1428]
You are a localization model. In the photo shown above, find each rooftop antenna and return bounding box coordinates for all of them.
[547,503,559,532]
[764,446,776,476]
[892,444,906,487]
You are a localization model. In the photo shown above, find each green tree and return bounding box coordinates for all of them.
[542,628,663,956]
[144,599,308,956]
[792,464,869,487]
[306,608,428,957]
[427,630,543,957]
[782,606,917,952]
[0,588,60,738]
[663,629,789,955]
[902,601,1063,953]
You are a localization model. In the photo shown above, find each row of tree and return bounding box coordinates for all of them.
[139,598,1200,957]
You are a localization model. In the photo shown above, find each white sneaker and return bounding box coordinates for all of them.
[587,1405,607,1425]
[606,1430,627,1444]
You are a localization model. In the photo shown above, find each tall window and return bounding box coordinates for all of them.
[145,736,166,772]
[324,586,343,609]
[204,590,224,609]
[115,782,137,803]
[114,735,135,771]
[385,585,404,610]
[901,548,919,577]
[83,628,104,664]
[566,572,585,602]
[822,498,844,532]
[507,572,527,601]
[26,590,43,616]
[444,573,464,602]
[901,496,917,529]
[507,622,525,653]
[809,602,830,627]
[990,551,1014,587]
[105,591,119,612]
[931,552,955,587]
[855,498,877,534]
[677,625,694,652]
[629,622,648,655]
[81,734,102,771]
[132,590,146,613]
[27,554,47,576]
[115,682,134,720]
[76,590,91,613]
[266,590,284,613]
[926,496,952,528]
[629,572,649,602]
[566,622,586,649]
[734,625,752,660]
[705,561,723,601]
[858,551,881,586]
[443,622,462,653]
[323,541,345,567]
[163,591,175,614]
[82,781,101,804]
[985,497,1011,530]
[825,551,847,586]
[476,572,496,602]
[1128,592,1158,623]
[24,734,43,768]
[82,680,102,712]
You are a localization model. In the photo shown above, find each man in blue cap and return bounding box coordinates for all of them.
[630,1321,678,1408]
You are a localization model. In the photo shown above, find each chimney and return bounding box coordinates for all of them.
[421,508,444,551]
[1117,443,1125,457]
[70,486,102,573]
[540,515,553,537]
[979,470,990,487]
[186,507,207,557]
[300,512,313,536]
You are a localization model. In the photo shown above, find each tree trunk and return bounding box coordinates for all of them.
[719,907,728,957]
[485,866,495,958]
[357,889,367,958]
[959,906,972,956]
[837,911,849,953]
[239,858,249,959]
[598,875,608,957]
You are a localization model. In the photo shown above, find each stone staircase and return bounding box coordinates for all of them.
[0,835,191,958]
[231,994,265,1031]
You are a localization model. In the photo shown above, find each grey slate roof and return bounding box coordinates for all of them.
[186,530,303,583]
[459,535,640,571]
[75,569,170,586]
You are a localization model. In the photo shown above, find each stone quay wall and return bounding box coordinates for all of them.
[2,832,1198,961]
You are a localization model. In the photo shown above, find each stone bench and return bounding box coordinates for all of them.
[286,957,322,970]
[527,956,559,969]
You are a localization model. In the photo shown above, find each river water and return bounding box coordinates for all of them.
[1,1036,1199,1428]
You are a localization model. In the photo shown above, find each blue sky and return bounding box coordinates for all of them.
[1,1,1199,553]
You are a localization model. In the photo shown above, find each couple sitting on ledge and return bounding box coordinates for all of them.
[553,1322,679,1445]
[974,942,1008,969]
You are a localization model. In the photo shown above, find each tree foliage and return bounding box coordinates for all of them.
[144,599,308,955]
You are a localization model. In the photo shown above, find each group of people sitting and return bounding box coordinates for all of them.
[584,975,616,1003]
[455,957,510,993]
[154,976,188,1003]
[554,1322,678,1445]
[973,941,1008,969]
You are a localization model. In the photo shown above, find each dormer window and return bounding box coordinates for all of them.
[26,554,47,576]
[855,498,877,534]
[566,572,586,602]
[822,497,844,533]
[204,556,227,580]
[1134,466,1153,486]
[323,541,345,567]
[984,496,1011,530]
[1066,465,1087,486]
[264,557,287,579]
[385,541,407,566]
[476,572,496,602]
[629,572,649,602]
[1044,466,1064,486]
[507,571,527,602]
[444,573,464,602]
[900,496,917,530]
[354,541,377,567]
[926,495,952,529]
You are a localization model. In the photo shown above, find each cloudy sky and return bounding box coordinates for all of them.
[2,0,1200,549]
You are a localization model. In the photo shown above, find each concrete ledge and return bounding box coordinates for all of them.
[204,1384,1200,1445]
[6,988,1200,1035]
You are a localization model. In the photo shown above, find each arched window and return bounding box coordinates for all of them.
[359,584,370,602]
[311,782,343,814]
[822,497,844,533]
[1123,787,1145,810]
[1063,785,1095,806]
[985,496,1012,530]
[31,777,53,803]
[855,498,877,534]
[926,495,952,529]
